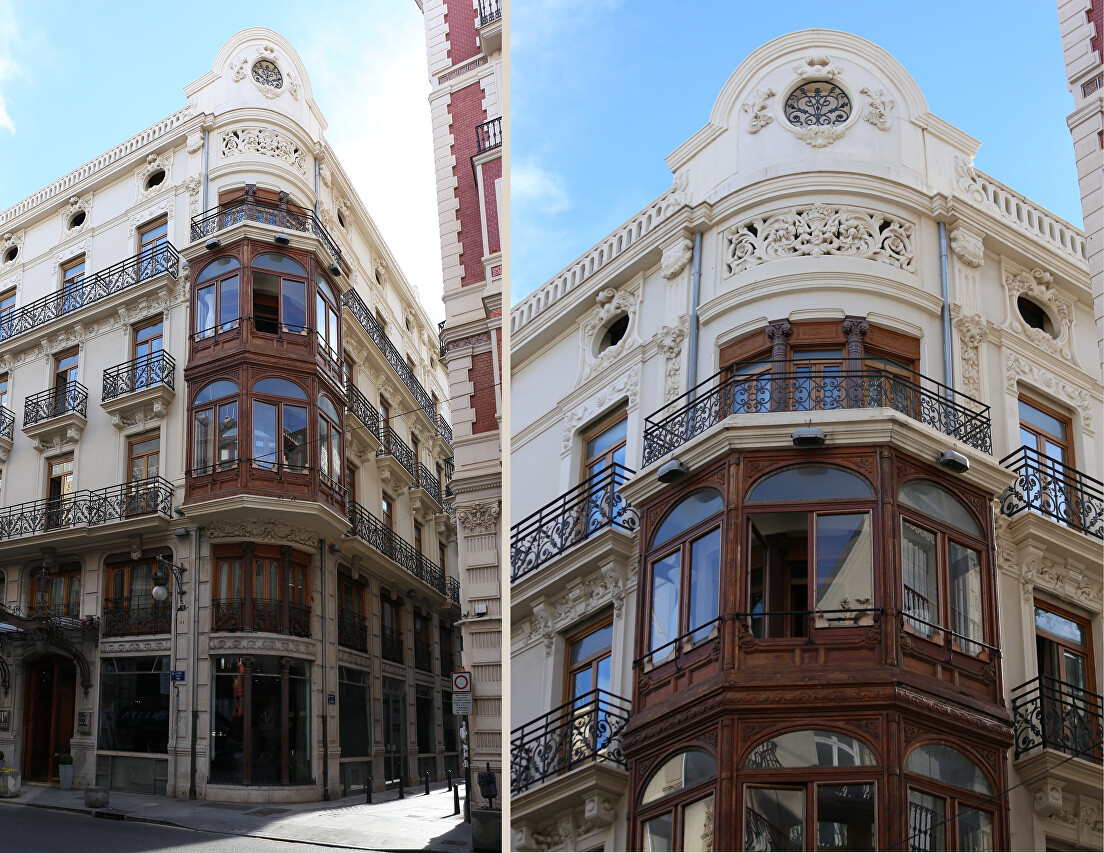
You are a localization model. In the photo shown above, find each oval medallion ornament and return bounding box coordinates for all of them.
[784,81,851,127]
[251,59,283,90]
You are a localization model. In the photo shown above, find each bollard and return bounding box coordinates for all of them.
[424,771,430,796]
[453,781,460,815]
[399,776,405,799]
[366,776,372,804]
[447,769,452,792]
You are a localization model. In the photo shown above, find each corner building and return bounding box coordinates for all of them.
[0,28,461,803]
[510,30,1103,851]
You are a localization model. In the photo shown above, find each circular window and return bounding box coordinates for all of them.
[1017,296,1055,337]
[337,210,347,229]
[784,81,851,128]
[252,59,283,89]
[145,170,166,190]
[598,314,629,353]
[3,246,16,264]
[68,211,86,229]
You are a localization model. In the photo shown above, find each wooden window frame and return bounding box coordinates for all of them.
[137,217,168,257]
[249,251,309,337]
[563,616,613,705]
[1034,598,1096,693]
[54,349,79,388]
[635,751,719,853]
[381,589,403,635]
[32,566,81,618]
[581,407,627,482]
[192,254,241,340]
[1018,394,1075,469]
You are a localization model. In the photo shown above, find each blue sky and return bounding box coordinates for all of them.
[511,0,1085,303]
[0,0,446,324]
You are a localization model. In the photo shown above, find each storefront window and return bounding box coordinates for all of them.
[339,667,371,758]
[97,656,170,753]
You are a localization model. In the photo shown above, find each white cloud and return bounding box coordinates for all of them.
[0,1,23,134]
[512,159,570,216]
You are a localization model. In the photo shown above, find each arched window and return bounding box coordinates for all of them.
[192,380,239,473]
[251,377,308,472]
[904,744,995,851]
[639,749,717,852]
[646,489,724,662]
[194,256,240,339]
[899,481,987,655]
[316,274,341,363]
[742,729,878,852]
[318,394,343,490]
[745,466,876,638]
[251,252,307,335]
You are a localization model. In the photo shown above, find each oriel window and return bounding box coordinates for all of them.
[192,379,239,473]
[194,256,240,339]
[251,252,307,335]
[250,377,308,473]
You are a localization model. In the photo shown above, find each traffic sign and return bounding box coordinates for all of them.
[452,671,472,693]
[452,692,473,715]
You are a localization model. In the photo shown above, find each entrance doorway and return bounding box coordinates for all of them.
[382,677,406,788]
[21,655,75,782]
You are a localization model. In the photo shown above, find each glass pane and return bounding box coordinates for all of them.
[571,669,592,700]
[905,744,991,794]
[253,252,306,276]
[651,490,725,549]
[650,551,681,658]
[251,670,282,784]
[1063,651,1087,690]
[319,418,330,478]
[643,813,673,852]
[319,395,340,422]
[196,255,240,284]
[1018,399,1067,440]
[1034,607,1085,645]
[586,417,627,459]
[252,401,277,469]
[688,528,721,641]
[218,402,238,467]
[596,655,611,694]
[1018,426,1036,450]
[570,623,613,665]
[747,466,873,504]
[211,663,245,784]
[220,276,239,330]
[745,730,876,769]
[901,522,938,638]
[283,405,308,471]
[898,482,981,538]
[948,542,983,654]
[957,807,993,852]
[316,274,337,304]
[907,789,945,852]
[329,311,339,356]
[131,566,152,602]
[815,514,872,622]
[196,285,215,336]
[282,279,307,331]
[683,795,715,853]
[338,672,371,757]
[745,788,804,852]
[193,409,213,471]
[641,750,717,805]
[817,783,875,851]
[252,377,308,400]
[195,380,239,405]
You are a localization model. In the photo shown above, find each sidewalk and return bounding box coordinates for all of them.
[0,780,472,852]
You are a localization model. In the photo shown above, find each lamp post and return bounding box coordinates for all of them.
[153,554,188,611]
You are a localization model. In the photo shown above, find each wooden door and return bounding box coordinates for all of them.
[21,656,75,782]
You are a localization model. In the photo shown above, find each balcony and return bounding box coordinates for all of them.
[345,379,382,453]
[347,500,458,603]
[381,625,404,664]
[476,0,502,53]
[476,117,502,154]
[0,476,174,541]
[1012,676,1102,765]
[101,352,176,430]
[999,446,1103,540]
[22,381,88,452]
[190,197,343,270]
[642,359,992,466]
[102,598,171,637]
[0,243,180,347]
[510,689,630,795]
[376,426,417,494]
[211,597,311,638]
[511,464,639,583]
[409,463,443,518]
[337,608,369,654]
[414,639,434,673]
[0,405,14,461]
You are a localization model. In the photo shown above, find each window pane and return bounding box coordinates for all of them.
[570,623,613,664]
[1034,607,1085,645]
[586,417,627,459]
[319,417,330,478]
[97,656,170,754]
[817,784,875,851]
[643,813,673,852]
[748,513,807,640]
[253,252,306,276]
[282,279,307,331]
[196,285,215,337]
[898,482,981,538]
[316,294,328,350]
[641,750,716,805]
[283,405,308,471]
[339,669,371,757]
[1018,399,1067,440]
[901,522,938,638]
[905,744,991,794]
[218,402,238,467]
[131,565,152,602]
[816,513,872,623]
[948,542,983,654]
[683,794,715,853]
[193,409,213,471]
[907,789,945,852]
[319,395,340,422]
[196,255,240,284]
[329,310,339,356]
[220,276,239,330]
[957,807,993,852]
[745,788,804,852]
[651,489,725,549]
[747,466,873,504]
[252,401,277,469]
[252,377,308,400]
[195,380,239,405]
[650,551,680,658]
[688,528,720,641]
[745,730,876,769]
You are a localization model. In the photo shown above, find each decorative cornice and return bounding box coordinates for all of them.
[206,519,319,552]
[100,638,171,654]
[208,635,316,657]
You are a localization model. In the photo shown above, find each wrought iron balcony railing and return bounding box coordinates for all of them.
[381,625,404,664]
[345,379,382,444]
[190,197,343,269]
[478,0,501,26]
[414,640,434,672]
[0,476,174,541]
[102,351,176,402]
[342,289,436,424]
[102,598,171,637]
[347,500,454,601]
[448,576,460,605]
[444,458,455,497]
[379,426,417,480]
[999,446,1103,540]
[642,358,993,466]
[438,415,453,448]
[24,381,88,427]
[0,243,180,346]
[511,463,639,583]
[1012,675,1102,764]
[476,117,502,153]
[0,405,13,442]
[210,597,311,637]
[415,463,442,504]
[510,689,630,795]
[337,608,369,653]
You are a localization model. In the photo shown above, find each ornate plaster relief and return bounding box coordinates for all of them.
[577,282,642,384]
[134,152,173,204]
[220,127,308,176]
[1002,267,1076,363]
[561,365,641,454]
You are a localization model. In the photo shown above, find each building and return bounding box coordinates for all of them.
[0,27,462,803]
[509,29,1103,851]
[416,0,504,809]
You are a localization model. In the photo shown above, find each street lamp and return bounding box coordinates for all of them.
[152,554,188,611]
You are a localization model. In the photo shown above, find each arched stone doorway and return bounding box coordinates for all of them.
[21,655,75,783]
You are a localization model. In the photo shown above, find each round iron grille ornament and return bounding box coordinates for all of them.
[251,59,283,89]
[784,81,851,128]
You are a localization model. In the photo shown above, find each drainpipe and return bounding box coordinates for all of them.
[319,539,329,800]
[189,526,202,799]
[687,232,703,401]
[314,159,320,218]
[938,221,953,390]
[201,130,209,214]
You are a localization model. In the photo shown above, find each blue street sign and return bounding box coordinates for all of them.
[327,693,336,705]
[170,670,185,683]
